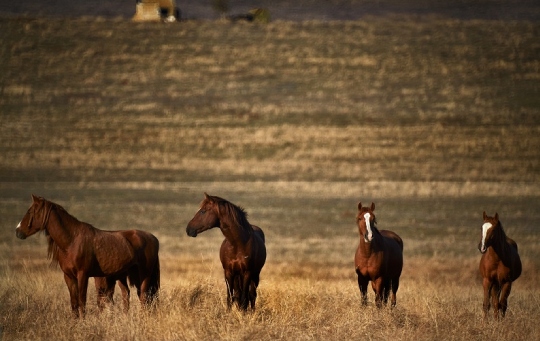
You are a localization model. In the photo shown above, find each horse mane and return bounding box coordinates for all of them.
[40,199,83,266]
[490,219,519,258]
[209,195,252,233]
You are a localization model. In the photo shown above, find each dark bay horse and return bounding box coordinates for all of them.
[355,202,403,308]
[186,193,266,311]
[15,195,160,318]
[478,211,522,319]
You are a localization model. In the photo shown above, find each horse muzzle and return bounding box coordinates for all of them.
[363,232,372,243]
[16,229,27,240]
[478,242,487,254]
[186,227,198,238]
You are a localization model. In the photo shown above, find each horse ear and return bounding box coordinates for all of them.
[483,211,487,220]
[204,192,215,203]
[494,212,499,221]
[31,194,39,202]
[370,202,375,211]
[357,202,362,210]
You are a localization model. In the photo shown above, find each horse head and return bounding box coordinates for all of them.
[186,193,221,237]
[16,194,52,240]
[478,211,499,253]
[357,202,377,243]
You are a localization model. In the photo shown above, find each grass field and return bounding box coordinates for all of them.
[0,11,539,341]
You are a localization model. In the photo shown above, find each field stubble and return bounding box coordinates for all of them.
[0,14,539,341]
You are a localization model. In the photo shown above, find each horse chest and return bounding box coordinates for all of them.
[228,254,250,271]
[356,256,385,277]
[481,250,512,282]
[358,264,384,278]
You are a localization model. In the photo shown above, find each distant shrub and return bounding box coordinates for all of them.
[212,0,229,16]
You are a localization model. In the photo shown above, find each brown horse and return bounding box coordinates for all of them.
[15,195,160,318]
[355,202,403,308]
[186,193,266,311]
[478,211,522,319]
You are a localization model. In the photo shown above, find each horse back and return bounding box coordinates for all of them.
[251,225,266,269]
[119,229,160,258]
[252,225,266,244]
[380,229,404,276]
[506,237,522,281]
[380,230,404,251]
[507,236,518,252]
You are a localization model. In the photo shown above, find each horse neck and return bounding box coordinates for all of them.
[490,223,513,258]
[45,206,82,250]
[219,216,252,246]
[358,231,382,255]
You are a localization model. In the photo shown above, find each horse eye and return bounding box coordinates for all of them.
[200,210,206,215]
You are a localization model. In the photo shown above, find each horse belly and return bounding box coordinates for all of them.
[94,239,135,275]
[356,260,382,280]
[386,249,403,277]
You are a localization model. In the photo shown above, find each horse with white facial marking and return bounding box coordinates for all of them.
[186,193,266,311]
[478,211,521,319]
[15,195,160,318]
[355,202,403,308]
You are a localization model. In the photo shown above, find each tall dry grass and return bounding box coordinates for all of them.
[1,252,539,340]
[1,183,539,340]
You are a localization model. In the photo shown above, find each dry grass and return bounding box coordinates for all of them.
[0,12,539,341]
[1,184,539,340]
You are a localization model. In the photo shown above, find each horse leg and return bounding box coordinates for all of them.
[139,277,150,306]
[64,273,80,318]
[356,272,369,306]
[239,272,251,311]
[382,279,391,306]
[390,277,400,308]
[127,267,142,306]
[249,274,260,311]
[94,277,115,311]
[233,276,243,308]
[94,277,107,311]
[117,277,130,312]
[491,282,501,320]
[372,278,384,308]
[224,270,235,310]
[499,282,512,318]
[76,273,89,318]
[482,278,492,319]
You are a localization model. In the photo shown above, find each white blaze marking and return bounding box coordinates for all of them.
[16,221,21,229]
[481,222,493,251]
[364,212,373,242]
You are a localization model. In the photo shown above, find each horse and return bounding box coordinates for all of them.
[355,202,403,308]
[186,193,266,311]
[15,195,160,318]
[478,211,522,319]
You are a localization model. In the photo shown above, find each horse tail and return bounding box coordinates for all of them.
[148,256,161,298]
